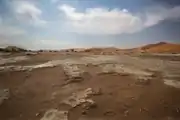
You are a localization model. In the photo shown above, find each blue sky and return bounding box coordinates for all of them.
[0,0,180,50]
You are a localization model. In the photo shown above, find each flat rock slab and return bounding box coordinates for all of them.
[62,88,96,108]
[41,109,68,120]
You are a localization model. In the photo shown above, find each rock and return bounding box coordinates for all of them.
[135,77,151,85]
[82,102,97,110]
[61,88,97,108]
[81,110,87,115]
[63,64,85,79]
[104,110,116,116]
[41,109,68,120]
[164,79,180,89]
[35,113,40,117]
[140,108,149,113]
[176,108,180,113]
[0,89,10,106]
[93,88,102,95]
[88,102,97,109]
[64,77,84,85]
[25,52,38,56]
[124,110,129,116]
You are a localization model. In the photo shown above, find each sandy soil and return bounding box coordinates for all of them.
[0,52,180,120]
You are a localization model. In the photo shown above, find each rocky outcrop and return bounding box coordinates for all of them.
[0,46,27,52]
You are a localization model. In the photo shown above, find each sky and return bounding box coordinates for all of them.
[0,0,180,50]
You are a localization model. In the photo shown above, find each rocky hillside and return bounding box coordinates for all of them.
[0,46,27,52]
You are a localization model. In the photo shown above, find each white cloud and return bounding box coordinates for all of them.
[58,4,180,34]
[0,18,26,36]
[0,17,2,24]
[32,39,78,50]
[144,6,180,27]
[0,17,26,47]
[51,0,59,3]
[0,25,25,36]
[0,26,26,48]
[59,5,143,34]
[13,1,47,26]
[0,25,26,47]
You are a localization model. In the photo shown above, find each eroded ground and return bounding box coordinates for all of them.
[0,52,180,120]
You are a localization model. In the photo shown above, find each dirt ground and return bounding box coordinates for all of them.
[0,52,180,120]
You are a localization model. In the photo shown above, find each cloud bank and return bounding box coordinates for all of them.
[58,4,180,35]
[13,1,47,26]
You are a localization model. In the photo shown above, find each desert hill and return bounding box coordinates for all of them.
[82,42,180,54]
[138,42,180,53]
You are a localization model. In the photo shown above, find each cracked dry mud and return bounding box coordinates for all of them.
[0,53,180,120]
